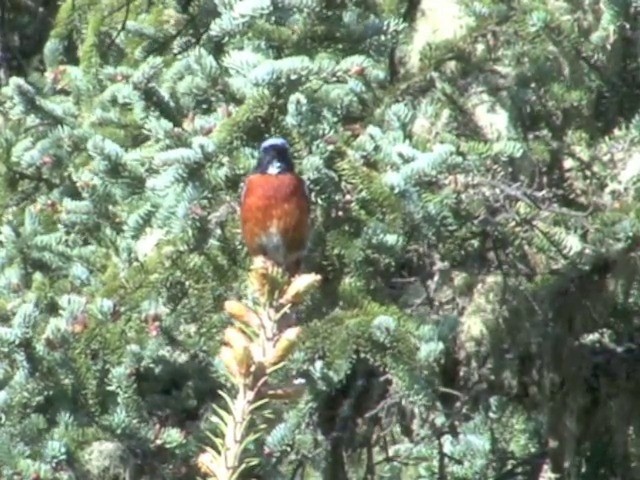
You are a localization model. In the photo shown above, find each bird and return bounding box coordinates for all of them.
[240,137,311,276]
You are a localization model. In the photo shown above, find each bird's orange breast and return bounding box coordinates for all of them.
[240,173,310,264]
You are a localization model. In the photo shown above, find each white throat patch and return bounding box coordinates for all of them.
[266,161,283,175]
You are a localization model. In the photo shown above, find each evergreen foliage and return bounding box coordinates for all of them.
[2,0,640,479]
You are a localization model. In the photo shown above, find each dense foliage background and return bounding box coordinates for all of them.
[2,0,640,478]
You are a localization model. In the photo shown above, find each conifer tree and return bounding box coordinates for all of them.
[2,0,640,479]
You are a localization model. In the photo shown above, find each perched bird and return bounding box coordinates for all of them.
[240,137,311,276]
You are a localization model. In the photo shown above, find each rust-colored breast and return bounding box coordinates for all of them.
[240,173,310,261]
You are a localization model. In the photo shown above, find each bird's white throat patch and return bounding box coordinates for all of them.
[266,161,283,175]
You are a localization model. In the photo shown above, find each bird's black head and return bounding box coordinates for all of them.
[254,137,294,175]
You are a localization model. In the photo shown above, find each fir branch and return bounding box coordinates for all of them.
[198,257,321,479]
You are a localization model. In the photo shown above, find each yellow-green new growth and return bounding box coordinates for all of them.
[198,256,321,479]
